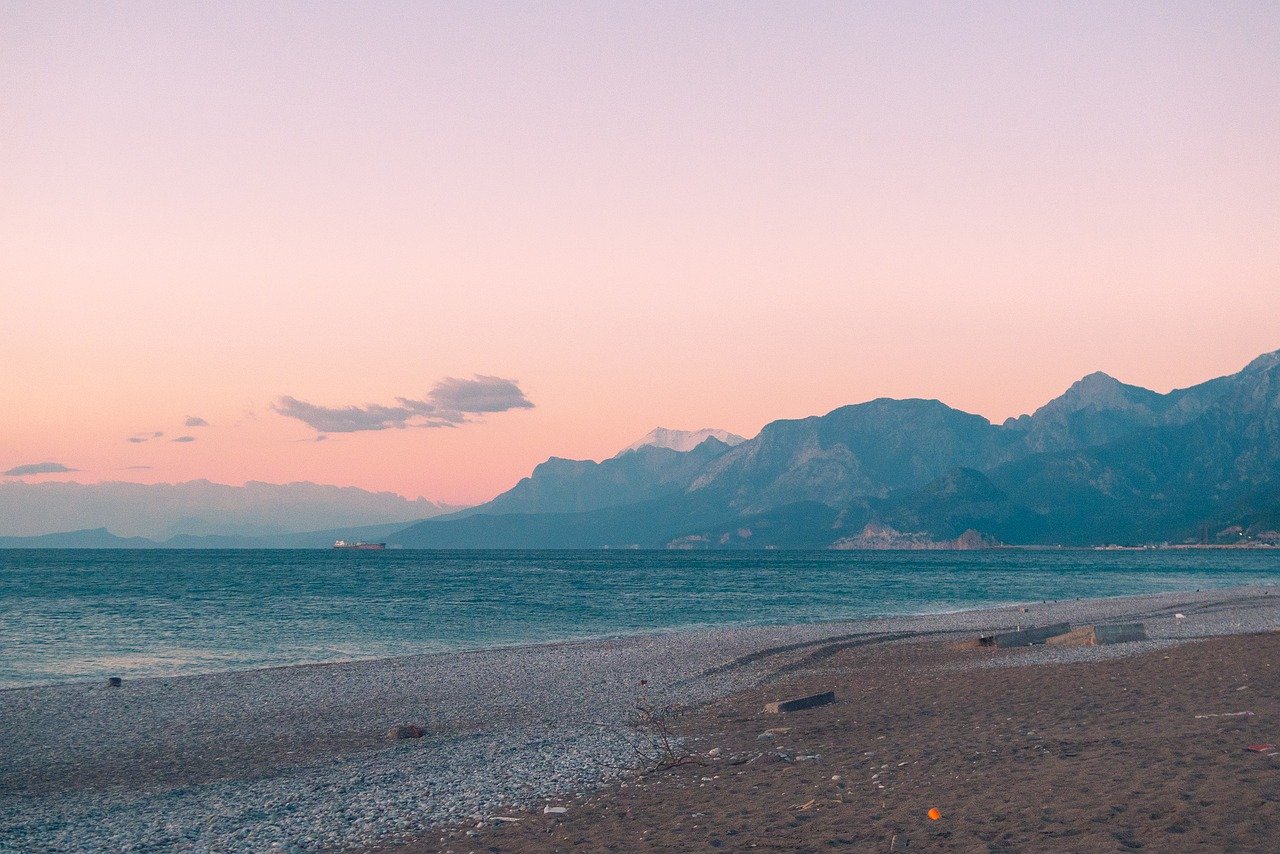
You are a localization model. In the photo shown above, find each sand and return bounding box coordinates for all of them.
[1,585,1277,851]
[408,630,1280,852]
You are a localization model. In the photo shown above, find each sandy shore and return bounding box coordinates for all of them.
[411,617,1280,852]
[2,585,1277,851]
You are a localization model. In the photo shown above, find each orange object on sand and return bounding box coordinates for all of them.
[927,808,942,821]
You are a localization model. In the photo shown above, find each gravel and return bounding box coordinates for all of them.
[1,584,1276,852]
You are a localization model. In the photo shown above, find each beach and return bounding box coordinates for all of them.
[415,609,1280,852]
[2,585,1277,852]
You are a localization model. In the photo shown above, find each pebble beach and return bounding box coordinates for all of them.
[2,585,1277,852]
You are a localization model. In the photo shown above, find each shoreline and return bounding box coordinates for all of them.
[7,573,1276,693]
[0,598,1146,693]
[2,585,1278,851]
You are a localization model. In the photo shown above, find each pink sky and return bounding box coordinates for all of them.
[3,2,1279,505]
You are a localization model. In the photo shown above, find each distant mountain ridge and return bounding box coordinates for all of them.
[395,348,1280,548]
[0,521,414,550]
[0,480,458,540]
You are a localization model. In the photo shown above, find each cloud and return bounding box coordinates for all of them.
[184,416,209,427]
[172,435,196,443]
[127,431,165,443]
[428,375,536,413]
[125,465,153,470]
[272,397,426,432]
[4,461,77,476]
[273,375,534,434]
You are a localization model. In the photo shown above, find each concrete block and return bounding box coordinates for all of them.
[1091,623,1147,644]
[764,691,836,714]
[1045,623,1148,646]
[1045,626,1096,647]
[979,622,1071,648]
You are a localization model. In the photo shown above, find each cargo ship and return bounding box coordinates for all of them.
[332,540,387,550]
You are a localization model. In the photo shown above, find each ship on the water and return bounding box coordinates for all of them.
[332,540,387,550]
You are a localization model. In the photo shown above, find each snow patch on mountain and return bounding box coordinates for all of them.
[620,427,746,455]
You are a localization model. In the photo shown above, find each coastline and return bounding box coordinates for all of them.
[8,547,1278,692]
[2,585,1278,852]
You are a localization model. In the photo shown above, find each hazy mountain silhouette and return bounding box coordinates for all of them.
[0,528,158,549]
[0,521,418,550]
[0,480,458,540]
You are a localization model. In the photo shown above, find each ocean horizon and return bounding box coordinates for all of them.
[4,548,1277,689]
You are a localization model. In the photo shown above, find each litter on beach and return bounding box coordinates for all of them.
[1194,711,1255,719]
[1245,744,1276,753]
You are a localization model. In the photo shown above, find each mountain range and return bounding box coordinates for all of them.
[0,480,457,544]
[393,349,1280,549]
[7,351,1278,549]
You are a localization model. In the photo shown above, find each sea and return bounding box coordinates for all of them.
[2,549,1277,689]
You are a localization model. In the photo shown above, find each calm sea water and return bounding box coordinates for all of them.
[2,549,1277,688]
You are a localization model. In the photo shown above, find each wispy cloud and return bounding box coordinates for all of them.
[4,461,77,476]
[272,398,430,433]
[184,416,209,427]
[127,431,165,444]
[172,435,196,443]
[273,375,534,434]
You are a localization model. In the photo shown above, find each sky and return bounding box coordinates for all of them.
[3,1,1278,505]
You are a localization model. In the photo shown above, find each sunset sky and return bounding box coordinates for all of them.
[4,2,1279,505]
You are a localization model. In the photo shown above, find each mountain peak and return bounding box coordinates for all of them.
[1072,370,1122,395]
[620,427,746,455]
[1033,370,1160,417]
[1078,369,1120,385]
